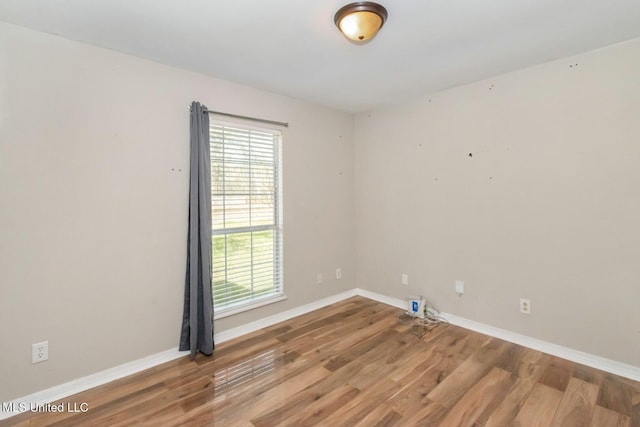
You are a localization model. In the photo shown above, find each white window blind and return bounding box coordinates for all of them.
[210,123,283,313]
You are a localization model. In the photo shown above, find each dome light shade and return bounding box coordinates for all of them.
[334,2,388,43]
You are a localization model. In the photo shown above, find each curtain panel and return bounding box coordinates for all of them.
[179,101,214,357]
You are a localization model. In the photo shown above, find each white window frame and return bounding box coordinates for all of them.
[210,120,284,319]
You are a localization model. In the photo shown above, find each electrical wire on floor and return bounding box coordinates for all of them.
[396,306,449,337]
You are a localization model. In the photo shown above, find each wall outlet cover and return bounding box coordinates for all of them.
[520,298,531,315]
[32,341,49,364]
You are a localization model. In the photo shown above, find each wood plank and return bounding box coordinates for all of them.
[323,329,397,371]
[514,347,549,381]
[402,398,449,425]
[539,356,575,392]
[276,302,380,343]
[485,378,538,427]
[438,367,512,426]
[550,377,599,427]
[352,403,403,427]
[428,327,491,360]
[514,383,563,427]
[485,348,548,427]
[426,338,508,409]
[90,377,213,426]
[346,333,426,392]
[321,377,401,427]
[387,352,457,417]
[209,365,332,426]
[592,406,631,427]
[633,389,640,427]
[283,383,361,426]
[574,364,605,386]
[598,374,634,416]
[249,373,357,426]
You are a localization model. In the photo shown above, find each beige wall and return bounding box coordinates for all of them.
[0,22,355,401]
[355,38,640,366]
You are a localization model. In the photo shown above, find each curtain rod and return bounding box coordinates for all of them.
[192,107,288,128]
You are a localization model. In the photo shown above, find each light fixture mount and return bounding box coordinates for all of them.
[334,2,388,43]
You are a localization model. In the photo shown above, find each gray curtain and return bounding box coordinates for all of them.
[179,101,214,358]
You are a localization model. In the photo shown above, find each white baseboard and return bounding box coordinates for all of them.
[2,287,638,420]
[355,289,640,382]
[355,288,407,310]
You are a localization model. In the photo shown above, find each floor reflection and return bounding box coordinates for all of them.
[212,350,276,397]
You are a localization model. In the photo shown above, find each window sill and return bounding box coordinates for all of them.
[213,294,288,320]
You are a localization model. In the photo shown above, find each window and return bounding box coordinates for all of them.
[210,122,283,316]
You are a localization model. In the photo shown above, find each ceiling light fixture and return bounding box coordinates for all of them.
[334,2,388,43]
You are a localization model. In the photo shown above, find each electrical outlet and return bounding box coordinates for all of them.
[316,273,323,285]
[32,341,49,364]
[455,280,464,295]
[520,298,531,315]
[401,274,408,285]
[336,268,342,279]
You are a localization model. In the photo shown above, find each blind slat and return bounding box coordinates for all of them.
[211,123,283,311]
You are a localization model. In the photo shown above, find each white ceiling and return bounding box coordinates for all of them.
[1,0,640,113]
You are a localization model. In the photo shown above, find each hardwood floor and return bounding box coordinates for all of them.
[3,296,638,426]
